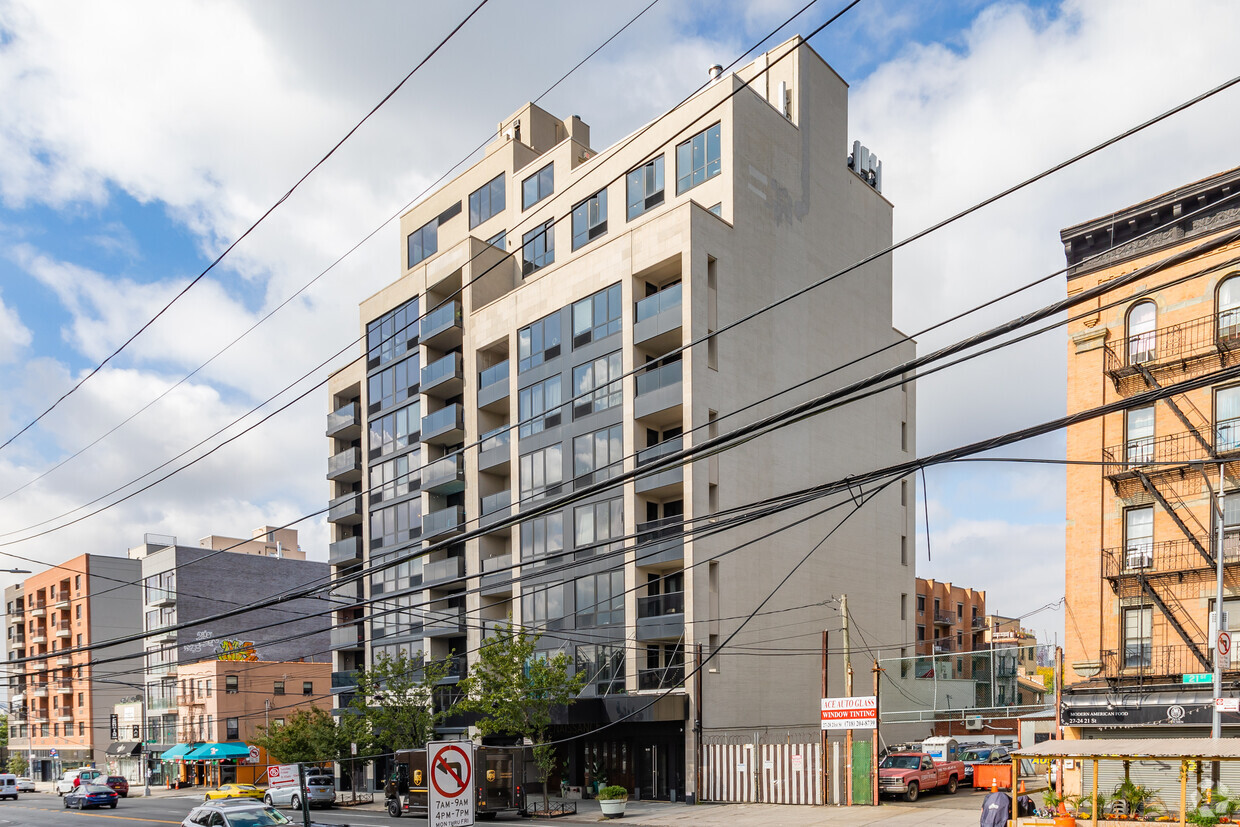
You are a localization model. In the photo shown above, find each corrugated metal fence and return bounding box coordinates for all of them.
[703,743,822,804]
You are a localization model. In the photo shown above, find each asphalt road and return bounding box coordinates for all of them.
[0,795,415,827]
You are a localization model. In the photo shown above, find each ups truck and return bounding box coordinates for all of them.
[384,745,527,819]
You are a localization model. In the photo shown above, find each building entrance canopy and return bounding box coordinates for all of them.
[1062,690,1240,727]
[183,742,250,761]
[104,741,141,757]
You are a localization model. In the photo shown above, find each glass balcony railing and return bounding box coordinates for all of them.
[326,402,360,437]
[480,427,511,453]
[482,553,512,574]
[424,554,465,583]
[421,404,464,440]
[637,436,683,466]
[636,360,682,395]
[481,490,511,516]
[423,506,465,539]
[637,591,684,619]
[635,283,682,323]
[421,352,462,390]
[479,360,509,390]
[422,454,465,492]
[638,665,684,690]
[331,670,359,691]
[327,447,361,479]
[421,301,463,341]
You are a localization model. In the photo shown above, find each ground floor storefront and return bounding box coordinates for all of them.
[158,742,265,788]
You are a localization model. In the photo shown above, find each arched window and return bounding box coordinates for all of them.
[1127,301,1156,364]
[1219,276,1240,340]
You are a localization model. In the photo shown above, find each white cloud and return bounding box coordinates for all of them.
[0,288,31,363]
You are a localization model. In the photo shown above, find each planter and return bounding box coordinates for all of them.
[599,798,627,819]
[1053,818,1077,827]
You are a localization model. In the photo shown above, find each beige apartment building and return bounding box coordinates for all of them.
[327,36,915,800]
[5,555,142,778]
[1062,167,1240,778]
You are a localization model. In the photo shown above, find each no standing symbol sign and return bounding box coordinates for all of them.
[427,741,474,827]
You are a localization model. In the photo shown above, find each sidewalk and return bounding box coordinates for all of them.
[510,799,984,825]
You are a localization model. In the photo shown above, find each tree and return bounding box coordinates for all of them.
[457,622,584,813]
[252,707,343,765]
[349,650,454,756]
[7,753,26,777]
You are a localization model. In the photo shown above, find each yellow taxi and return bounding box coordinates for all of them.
[204,783,265,801]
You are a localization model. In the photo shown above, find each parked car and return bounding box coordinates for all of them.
[56,767,102,796]
[182,800,303,826]
[205,783,266,801]
[63,783,118,810]
[959,745,1010,785]
[103,775,130,797]
[264,773,335,809]
[0,774,17,800]
[878,751,965,802]
[15,777,35,793]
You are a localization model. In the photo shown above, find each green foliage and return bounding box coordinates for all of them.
[1041,788,1062,810]
[597,785,628,801]
[253,707,344,764]
[350,650,453,754]
[6,753,27,777]
[457,621,585,811]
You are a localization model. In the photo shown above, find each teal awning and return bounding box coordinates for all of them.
[160,743,201,760]
[184,742,250,761]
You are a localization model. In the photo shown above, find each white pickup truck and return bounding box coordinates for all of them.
[56,767,102,796]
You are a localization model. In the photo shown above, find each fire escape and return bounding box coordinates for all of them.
[1100,313,1240,680]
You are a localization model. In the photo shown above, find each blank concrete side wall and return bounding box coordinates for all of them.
[87,556,144,766]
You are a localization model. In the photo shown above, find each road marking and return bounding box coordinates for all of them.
[54,810,182,824]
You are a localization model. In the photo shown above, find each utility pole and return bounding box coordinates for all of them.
[141,686,150,798]
[297,762,311,827]
[871,659,880,806]
[1054,646,1063,800]
[1213,461,1226,786]
[820,631,829,805]
[842,594,853,807]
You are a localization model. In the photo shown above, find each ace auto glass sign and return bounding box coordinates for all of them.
[821,696,877,730]
[427,741,474,827]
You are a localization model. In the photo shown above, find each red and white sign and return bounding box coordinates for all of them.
[427,741,474,827]
[1220,631,1233,670]
[244,746,261,766]
[1216,697,1240,713]
[267,764,299,787]
[821,696,877,730]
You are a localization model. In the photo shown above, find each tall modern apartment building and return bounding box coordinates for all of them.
[327,37,915,799]
[1062,167,1240,790]
[5,555,142,778]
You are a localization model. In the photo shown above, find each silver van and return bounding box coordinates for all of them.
[263,773,335,809]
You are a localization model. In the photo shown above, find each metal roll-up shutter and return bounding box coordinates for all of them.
[1082,727,1210,813]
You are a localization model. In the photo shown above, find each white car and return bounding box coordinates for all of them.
[56,767,102,796]
[15,777,35,793]
[182,800,294,826]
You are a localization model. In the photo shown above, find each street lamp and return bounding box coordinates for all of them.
[0,569,32,574]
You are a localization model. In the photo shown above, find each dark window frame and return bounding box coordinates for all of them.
[626,156,665,220]
[676,123,722,195]
[469,173,506,229]
[522,163,554,210]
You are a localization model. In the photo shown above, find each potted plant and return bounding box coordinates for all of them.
[597,785,628,819]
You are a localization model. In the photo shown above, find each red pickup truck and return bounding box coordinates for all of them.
[878,752,964,802]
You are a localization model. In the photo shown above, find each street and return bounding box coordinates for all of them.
[0,795,394,827]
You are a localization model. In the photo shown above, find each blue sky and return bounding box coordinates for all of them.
[2,0,1239,656]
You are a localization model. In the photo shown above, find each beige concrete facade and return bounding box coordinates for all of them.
[327,37,914,799]
[1062,166,1240,739]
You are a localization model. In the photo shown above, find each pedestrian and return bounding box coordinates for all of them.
[979,789,1011,827]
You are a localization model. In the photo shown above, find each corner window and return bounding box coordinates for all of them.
[469,173,506,229]
[571,189,608,250]
[571,284,622,348]
[518,311,562,372]
[1126,301,1156,365]
[676,123,721,194]
[522,163,554,210]
[522,221,555,276]
[407,219,437,269]
[627,156,665,220]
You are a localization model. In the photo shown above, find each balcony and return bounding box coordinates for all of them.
[424,553,466,584]
[330,623,365,651]
[1099,643,1220,680]
[933,611,955,626]
[1104,314,1240,394]
[638,665,685,691]
[54,623,70,638]
[56,655,72,667]
[636,517,685,566]
[425,606,466,637]
[420,300,463,350]
[480,553,513,597]
[421,352,464,398]
[28,601,45,618]
[480,490,512,527]
[8,636,24,651]
[478,360,510,411]
[423,506,466,542]
[29,632,46,645]
[478,427,511,473]
[634,359,682,421]
[57,713,73,722]
[327,493,363,525]
[326,402,361,440]
[29,683,47,698]
[327,446,362,483]
[933,639,954,654]
[423,454,465,495]
[1101,536,1230,582]
[421,404,465,445]
[7,609,22,625]
[145,589,176,609]
[147,696,177,714]
[1100,429,1235,497]
[147,627,177,645]
[634,283,683,351]
[971,617,987,631]
[328,536,363,567]
[53,597,69,610]
[636,592,685,640]
[331,670,359,693]
[635,437,684,495]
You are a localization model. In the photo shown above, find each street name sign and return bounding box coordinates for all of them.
[1184,673,1213,685]
[821,696,877,730]
[427,741,474,827]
